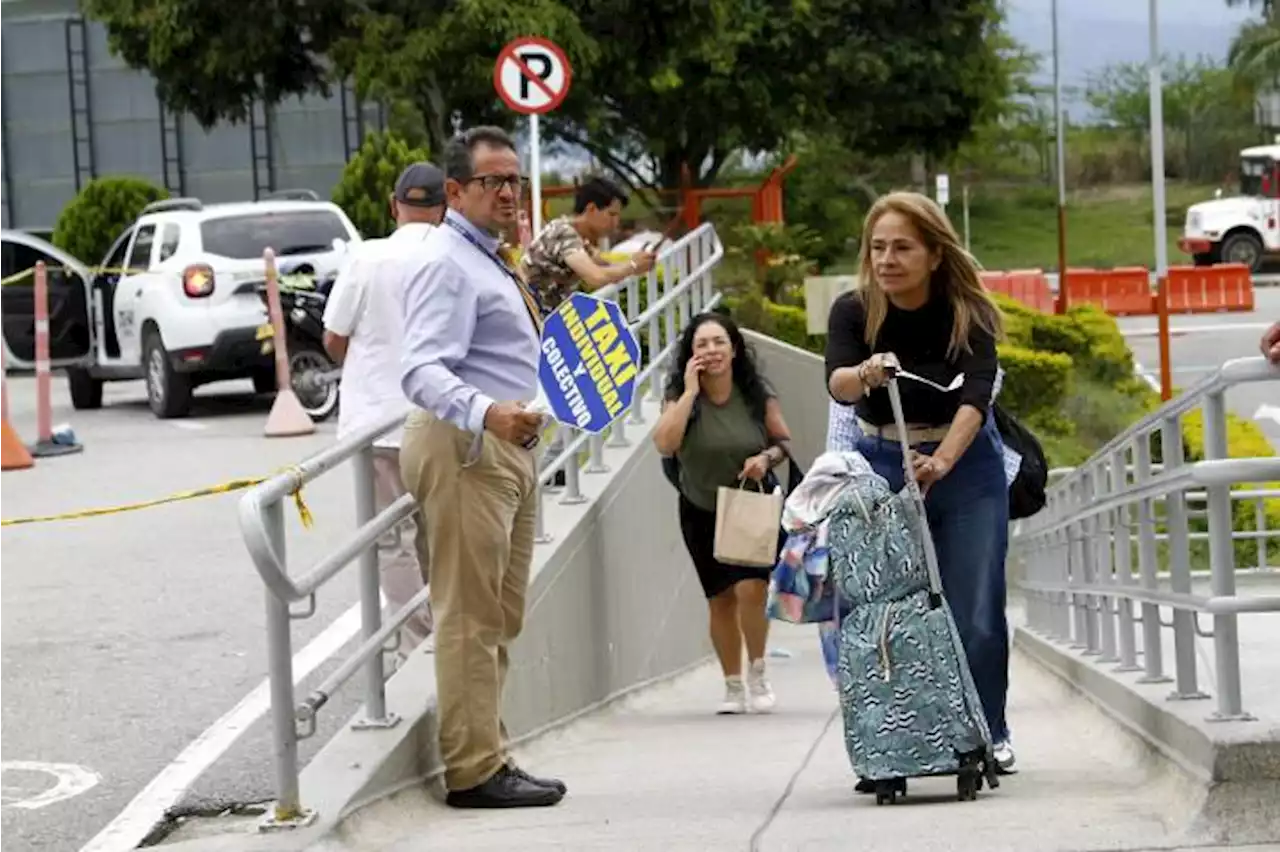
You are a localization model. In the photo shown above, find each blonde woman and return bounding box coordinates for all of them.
[825,191,1016,776]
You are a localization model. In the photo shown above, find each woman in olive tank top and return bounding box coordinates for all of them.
[653,313,794,716]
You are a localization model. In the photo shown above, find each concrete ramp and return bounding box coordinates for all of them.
[313,621,1248,852]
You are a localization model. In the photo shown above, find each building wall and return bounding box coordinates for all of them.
[0,5,383,230]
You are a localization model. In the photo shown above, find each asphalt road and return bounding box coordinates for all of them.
[1,376,373,851]
[1115,286,1280,447]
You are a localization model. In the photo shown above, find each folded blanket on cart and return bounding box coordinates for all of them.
[769,451,875,624]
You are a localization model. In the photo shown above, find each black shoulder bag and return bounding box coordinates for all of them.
[991,402,1048,520]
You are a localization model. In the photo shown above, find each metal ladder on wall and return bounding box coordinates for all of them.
[339,79,365,162]
[64,17,96,192]
[158,99,186,196]
[248,100,275,200]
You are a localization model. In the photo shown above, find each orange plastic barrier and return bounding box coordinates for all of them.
[982,269,1054,313]
[1063,267,1155,316]
[1165,263,1255,314]
[983,263,1255,317]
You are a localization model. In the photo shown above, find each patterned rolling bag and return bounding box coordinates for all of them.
[828,374,999,804]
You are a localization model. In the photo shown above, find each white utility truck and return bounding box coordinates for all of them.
[1179,143,1280,272]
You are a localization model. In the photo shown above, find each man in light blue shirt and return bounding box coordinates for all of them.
[398,126,564,810]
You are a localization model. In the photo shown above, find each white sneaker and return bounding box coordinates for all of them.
[747,659,776,713]
[717,676,748,715]
[993,740,1017,774]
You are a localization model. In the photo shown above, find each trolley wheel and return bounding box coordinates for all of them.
[874,778,906,805]
[957,772,980,801]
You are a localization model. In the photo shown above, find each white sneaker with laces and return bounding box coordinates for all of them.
[717,675,748,715]
[993,740,1017,774]
[747,659,776,713]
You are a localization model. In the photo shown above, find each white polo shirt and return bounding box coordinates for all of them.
[323,222,434,448]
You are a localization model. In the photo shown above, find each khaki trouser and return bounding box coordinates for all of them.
[371,447,432,649]
[399,410,537,791]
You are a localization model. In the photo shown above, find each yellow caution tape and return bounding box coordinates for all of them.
[0,467,313,528]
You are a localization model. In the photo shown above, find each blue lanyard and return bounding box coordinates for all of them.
[445,218,547,319]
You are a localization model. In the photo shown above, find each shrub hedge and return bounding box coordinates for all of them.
[52,175,169,265]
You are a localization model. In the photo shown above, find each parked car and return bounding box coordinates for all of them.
[2,190,361,418]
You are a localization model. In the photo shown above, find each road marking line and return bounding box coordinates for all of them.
[169,421,208,431]
[1132,361,1161,393]
[2,762,101,810]
[78,603,363,852]
[1121,321,1273,338]
[1256,404,1280,428]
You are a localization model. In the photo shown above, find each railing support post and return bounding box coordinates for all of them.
[351,446,400,730]
[1133,437,1172,684]
[1110,446,1141,672]
[1161,416,1210,702]
[260,501,316,831]
[1202,391,1253,721]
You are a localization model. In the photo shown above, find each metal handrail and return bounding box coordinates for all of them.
[237,221,723,828]
[1012,354,1280,723]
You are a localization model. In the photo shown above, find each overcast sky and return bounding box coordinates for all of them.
[1007,0,1257,91]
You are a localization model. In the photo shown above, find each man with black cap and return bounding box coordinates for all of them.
[323,161,446,654]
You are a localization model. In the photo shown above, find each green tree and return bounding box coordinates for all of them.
[83,0,595,155]
[950,36,1054,181]
[551,0,1009,192]
[1084,56,1256,181]
[52,176,168,264]
[84,0,1010,197]
[331,131,431,239]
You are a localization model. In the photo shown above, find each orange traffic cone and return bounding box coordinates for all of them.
[2,417,33,471]
[261,248,315,438]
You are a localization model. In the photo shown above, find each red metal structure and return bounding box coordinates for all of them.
[529,155,799,236]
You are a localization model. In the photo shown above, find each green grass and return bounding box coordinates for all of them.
[826,182,1218,274]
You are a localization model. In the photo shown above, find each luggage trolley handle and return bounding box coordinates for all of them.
[884,371,946,600]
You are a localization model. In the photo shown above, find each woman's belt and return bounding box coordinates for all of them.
[857,417,950,446]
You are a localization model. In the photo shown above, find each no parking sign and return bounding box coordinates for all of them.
[537,293,641,434]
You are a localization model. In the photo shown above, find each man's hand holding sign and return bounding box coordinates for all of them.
[535,293,642,435]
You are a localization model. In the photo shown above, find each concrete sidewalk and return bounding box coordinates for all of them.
[319,622,1239,852]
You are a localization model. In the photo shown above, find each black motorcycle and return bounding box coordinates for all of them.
[258,262,341,422]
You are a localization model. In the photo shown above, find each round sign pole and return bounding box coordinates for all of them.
[494,36,572,242]
[531,113,543,236]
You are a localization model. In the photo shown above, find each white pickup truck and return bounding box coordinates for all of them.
[1179,143,1280,272]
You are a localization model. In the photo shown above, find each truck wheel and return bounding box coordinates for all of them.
[67,367,103,410]
[143,330,193,419]
[1219,231,1264,272]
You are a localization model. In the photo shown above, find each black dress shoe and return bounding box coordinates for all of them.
[508,762,567,794]
[444,765,564,809]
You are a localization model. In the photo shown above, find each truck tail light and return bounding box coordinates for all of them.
[183,264,215,298]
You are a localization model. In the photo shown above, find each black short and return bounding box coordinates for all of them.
[678,495,777,599]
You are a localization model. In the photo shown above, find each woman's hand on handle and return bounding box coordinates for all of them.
[739,453,771,483]
[910,450,954,496]
[859,352,901,391]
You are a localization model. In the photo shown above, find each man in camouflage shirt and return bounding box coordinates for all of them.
[523,176,657,486]
[522,175,656,313]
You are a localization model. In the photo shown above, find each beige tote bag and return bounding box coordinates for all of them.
[713,479,784,567]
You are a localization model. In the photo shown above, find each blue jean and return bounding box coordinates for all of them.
[855,417,1011,743]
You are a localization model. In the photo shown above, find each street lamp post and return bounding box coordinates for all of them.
[1148,0,1174,400]
[1052,0,1069,313]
